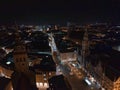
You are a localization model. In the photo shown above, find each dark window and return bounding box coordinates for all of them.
[22,63,24,66]
[23,58,26,61]
[16,58,18,62]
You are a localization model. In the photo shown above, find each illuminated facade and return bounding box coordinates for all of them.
[36,71,56,89]
[31,56,56,89]
[60,51,77,62]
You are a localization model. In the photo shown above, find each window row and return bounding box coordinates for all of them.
[16,58,26,62]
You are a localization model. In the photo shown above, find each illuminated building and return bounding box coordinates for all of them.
[30,54,56,89]
[59,48,78,62]
[0,25,56,90]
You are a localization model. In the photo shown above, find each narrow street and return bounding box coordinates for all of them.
[49,33,100,90]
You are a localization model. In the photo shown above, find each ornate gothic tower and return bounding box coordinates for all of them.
[81,29,90,67]
[13,25,29,73]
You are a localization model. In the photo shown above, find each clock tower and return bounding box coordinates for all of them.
[12,25,37,89]
[13,26,29,73]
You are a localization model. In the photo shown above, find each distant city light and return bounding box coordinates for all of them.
[116,26,120,28]
[46,56,48,58]
[6,61,11,65]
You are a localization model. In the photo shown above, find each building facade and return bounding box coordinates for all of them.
[60,51,77,62]
[85,52,120,90]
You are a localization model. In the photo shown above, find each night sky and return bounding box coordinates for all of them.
[0,0,120,24]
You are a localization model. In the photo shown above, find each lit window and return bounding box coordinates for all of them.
[43,74,46,76]
[44,78,47,81]
[49,72,51,75]
[40,82,43,86]
[44,83,48,87]
[6,61,11,65]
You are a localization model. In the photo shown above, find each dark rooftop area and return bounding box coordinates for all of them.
[29,53,56,72]
[0,77,11,90]
[48,75,72,90]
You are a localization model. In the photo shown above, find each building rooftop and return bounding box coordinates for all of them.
[68,30,84,40]
[59,47,77,53]
[48,75,72,90]
[30,54,56,72]
[56,39,77,53]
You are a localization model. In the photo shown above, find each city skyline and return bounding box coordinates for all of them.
[0,20,120,90]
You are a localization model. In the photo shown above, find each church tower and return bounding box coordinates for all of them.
[13,25,29,73]
[81,28,90,67]
[12,24,37,89]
